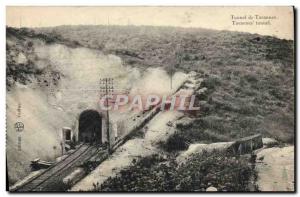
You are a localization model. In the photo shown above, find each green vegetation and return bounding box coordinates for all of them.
[36,25,294,143]
[99,151,256,192]
[6,27,79,89]
[172,64,294,145]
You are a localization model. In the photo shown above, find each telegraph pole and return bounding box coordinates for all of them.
[105,78,110,153]
[100,78,114,154]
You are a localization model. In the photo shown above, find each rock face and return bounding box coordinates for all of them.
[176,142,234,163]
[262,138,279,148]
[177,134,263,163]
[206,186,218,192]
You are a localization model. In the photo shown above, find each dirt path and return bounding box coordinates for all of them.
[256,146,294,191]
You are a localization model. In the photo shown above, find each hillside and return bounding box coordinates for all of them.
[6,25,294,190]
[37,25,294,143]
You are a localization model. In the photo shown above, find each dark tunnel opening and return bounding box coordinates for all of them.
[78,109,102,143]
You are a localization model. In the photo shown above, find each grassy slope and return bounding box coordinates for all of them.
[36,25,294,192]
[37,25,294,143]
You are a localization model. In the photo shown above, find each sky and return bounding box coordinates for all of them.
[6,6,294,40]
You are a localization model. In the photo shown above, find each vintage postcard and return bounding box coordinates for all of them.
[6,6,295,192]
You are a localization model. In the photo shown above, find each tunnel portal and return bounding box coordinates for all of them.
[78,109,102,143]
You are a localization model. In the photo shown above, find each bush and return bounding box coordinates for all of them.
[160,132,189,152]
[201,75,221,90]
[99,151,257,192]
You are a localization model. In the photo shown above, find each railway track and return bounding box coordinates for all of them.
[11,77,194,192]
[12,144,104,192]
